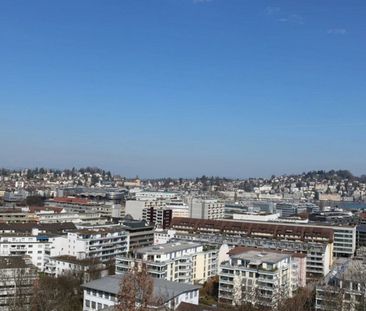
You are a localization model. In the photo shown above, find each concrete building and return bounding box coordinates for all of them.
[178,217,356,258]
[316,259,366,311]
[356,224,366,248]
[120,220,155,251]
[55,226,129,262]
[189,198,224,220]
[135,191,178,201]
[44,255,109,282]
[142,207,172,229]
[171,218,334,276]
[219,247,306,308]
[0,256,37,311]
[165,198,190,218]
[232,212,280,221]
[0,223,76,271]
[36,210,105,225]
[116,241,218,284]
[0,209,37,223]
[125,199,165,220]
[82,274,200,310]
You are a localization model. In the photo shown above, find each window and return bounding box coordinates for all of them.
[91,301,96,309]
[85,300,90,307]
[97,303,102,309]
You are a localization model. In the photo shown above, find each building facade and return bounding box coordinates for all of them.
[116,242,218,284]
[219,248,306,308]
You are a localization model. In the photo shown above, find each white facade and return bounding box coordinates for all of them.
[116,242,218,284]
[0,234,52,271]
[189,198,225,220]
[135,191,178,201]
[154,229,177,245]
[233,213,280,221]
[37,210,104,225]
[82,274,199,311]
[64,228,129,262]
[219,249,304,308]
[125,200,165,220]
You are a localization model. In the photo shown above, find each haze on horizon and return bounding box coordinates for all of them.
[0,0,365,178]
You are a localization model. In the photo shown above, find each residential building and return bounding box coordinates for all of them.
[120,220,154,251]
[219,247,306,308]
[189,198,224,220]
[0,256,37,311]
[44,255,109,282]
[165,198,190,218]
[125,199,165,220]
[171,218,334,276]
[82,274,200,310]
[316,259,366,311]
[142,206,172,229]
[116,241,218,284]
[59,226,129,262]
[135,191,178,201]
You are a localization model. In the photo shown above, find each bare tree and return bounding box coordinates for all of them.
[115,264,154,311]
[31,273,83,311]
[0,259,37,311]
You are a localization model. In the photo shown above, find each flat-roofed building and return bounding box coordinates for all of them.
[44,255,109,282]
[0,256,37,311]
[219,247,306,308]
[51,226,129,263]
[120,220,154,251]
[189,198,225,220]
[116,241,218,284]
[171,218,334,276]
[82,274,200,310]
[316,259,366,311]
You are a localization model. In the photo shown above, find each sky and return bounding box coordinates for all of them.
[0,0,365,178]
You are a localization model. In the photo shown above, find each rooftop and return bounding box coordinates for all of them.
[51,255,101,266]
[82,274,200,302]
[0,256,36,269]
[136,241,202,255]
[231,249,290,264]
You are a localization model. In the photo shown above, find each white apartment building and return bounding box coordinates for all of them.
[0,230,53,271]
[154,229,177,245]
[44,255,109,282]
[54,227,129,262]
[116,241,218,284]
[82,274,200,311]
[125,199,165,220]
[219,248,306,308]
[135,191,178,201]
[165,198,190,218]
[37,210,105,225]
[189,198,225,220]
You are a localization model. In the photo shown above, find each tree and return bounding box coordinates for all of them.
[32,273,83,311]
[115,265,154,311]
[0,263,37,311]
[25,195,44,206]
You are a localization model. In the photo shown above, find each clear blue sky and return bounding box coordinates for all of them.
[0,0,365,178]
